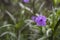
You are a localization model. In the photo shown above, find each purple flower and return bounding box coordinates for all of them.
[31,16,36,21]
[32,15,47,26]
[23,0,29,3]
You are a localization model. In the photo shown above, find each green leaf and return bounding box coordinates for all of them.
[15,19,24,30]
[53,0,60,6]
[56,9,60,16]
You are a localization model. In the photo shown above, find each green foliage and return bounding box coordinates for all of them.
[53,0,60,6]
[0,0,60,40]
[56,9,60,16]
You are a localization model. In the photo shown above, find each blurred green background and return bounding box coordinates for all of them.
[0,0,60,40]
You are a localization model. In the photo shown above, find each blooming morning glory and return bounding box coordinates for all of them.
[23,0,29,3]
[32,15,47,26]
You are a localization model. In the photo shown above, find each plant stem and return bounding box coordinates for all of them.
[49,19,60,40]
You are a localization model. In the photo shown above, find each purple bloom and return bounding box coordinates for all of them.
[32,15,47,26]
[31,16,36,21]
[23,0,29,3]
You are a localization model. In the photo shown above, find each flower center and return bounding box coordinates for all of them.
[40,19,42,21]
